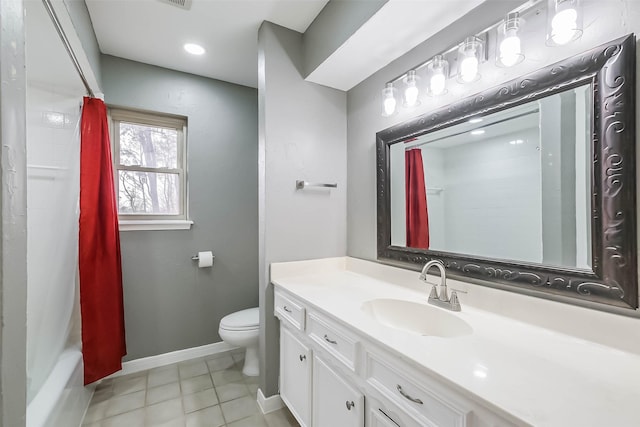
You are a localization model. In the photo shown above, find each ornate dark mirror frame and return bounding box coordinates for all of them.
[376,34,637,311]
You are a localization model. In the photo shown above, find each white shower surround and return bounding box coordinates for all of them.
[25,73,92,427]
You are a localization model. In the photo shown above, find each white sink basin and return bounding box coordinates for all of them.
[361,298,473,338]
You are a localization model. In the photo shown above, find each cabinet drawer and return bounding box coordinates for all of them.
[274,290,305,331]
[366,353,469,427]
[367,396,423,427]
[307,312,359,372]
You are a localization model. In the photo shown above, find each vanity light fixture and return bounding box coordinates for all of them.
[426,55,449,96]
[379,0,589,116]
[547,0,582,46]
[497,12,524,67]
[381,82,398,117]
[470,129,485,136]
[403,70,420,107]
[184,43,205,55]
[457,36,484,83]
[509,139,525,145]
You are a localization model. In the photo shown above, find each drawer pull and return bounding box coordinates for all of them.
[299,354,306,362]
[283,306,292,313]
[346,400,355,410]
[324,334,338,345]
[397,384,423,405]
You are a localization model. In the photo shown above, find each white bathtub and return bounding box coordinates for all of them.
[26,347,94,427]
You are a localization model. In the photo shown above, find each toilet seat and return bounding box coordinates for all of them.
[220,307,259,331]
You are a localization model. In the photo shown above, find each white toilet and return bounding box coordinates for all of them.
[218,307,260,377]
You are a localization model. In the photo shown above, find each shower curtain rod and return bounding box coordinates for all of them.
[41,0,95,98]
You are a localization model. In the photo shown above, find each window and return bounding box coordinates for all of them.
[110,108,191,230]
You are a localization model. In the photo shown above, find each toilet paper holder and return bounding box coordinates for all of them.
[191,254,215,261]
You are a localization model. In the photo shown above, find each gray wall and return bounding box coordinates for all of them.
[102,55,258,361]
[62,0,102,88]
[302,0,387,77]
[258,22,347,397]
[0,0,28,425]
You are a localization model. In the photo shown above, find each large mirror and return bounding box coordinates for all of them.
[377,35,637,311]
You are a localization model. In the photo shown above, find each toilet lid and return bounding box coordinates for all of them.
[220,307,259,331]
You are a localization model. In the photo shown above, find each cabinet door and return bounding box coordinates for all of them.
[367,402,423,427]
[312,355,364,427]
[280,326,312,427]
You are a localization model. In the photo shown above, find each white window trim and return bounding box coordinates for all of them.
[109,107,191,230]
[119,219,194,232]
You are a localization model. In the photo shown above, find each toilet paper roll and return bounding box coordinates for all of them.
[198,251,214,268]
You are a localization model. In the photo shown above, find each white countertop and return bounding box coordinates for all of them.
[270,257,640,427]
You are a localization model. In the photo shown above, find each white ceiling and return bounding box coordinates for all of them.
[86,0,489,91]
[85,0,329,88]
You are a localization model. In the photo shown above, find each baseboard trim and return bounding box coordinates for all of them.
[257,388,284,414]
[107,341,238,378]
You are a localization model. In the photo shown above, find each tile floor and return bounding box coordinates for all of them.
[82,351,300,427]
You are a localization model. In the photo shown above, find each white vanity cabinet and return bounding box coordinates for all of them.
[274,287,514,427]
[312,355,364,426]
[276,291,311,427]
[279,326,312,427]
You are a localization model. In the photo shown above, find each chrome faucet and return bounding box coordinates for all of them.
[419,260,462,311]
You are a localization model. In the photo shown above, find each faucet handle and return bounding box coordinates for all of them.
[448,288,467,311]
[428,285,439,301]
[448,291,462,311]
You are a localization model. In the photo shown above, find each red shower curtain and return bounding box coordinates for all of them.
[406,149,430,249]
[79,97,126,384]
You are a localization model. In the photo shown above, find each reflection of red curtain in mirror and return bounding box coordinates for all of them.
[405,149,429,249]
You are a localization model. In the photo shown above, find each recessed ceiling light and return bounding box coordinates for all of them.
[473,364,488,379]
[470,129,485,135]
[184,43,205,55]
[469,117,483,124]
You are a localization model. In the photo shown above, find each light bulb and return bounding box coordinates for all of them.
[551,8,577,45]
[497,13,523,67]
[384,97,396,116]
[430,73,446,96]
[460,55,479,83]
[381,83,397,116]
[499,34,521,67]
[457,37,482,83]
[403,70,420,107]
[384,97,397,116]
[427,55,449,97]
[405,85,419,107]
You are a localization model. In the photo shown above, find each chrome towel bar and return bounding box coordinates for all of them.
[296,180,338,190]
